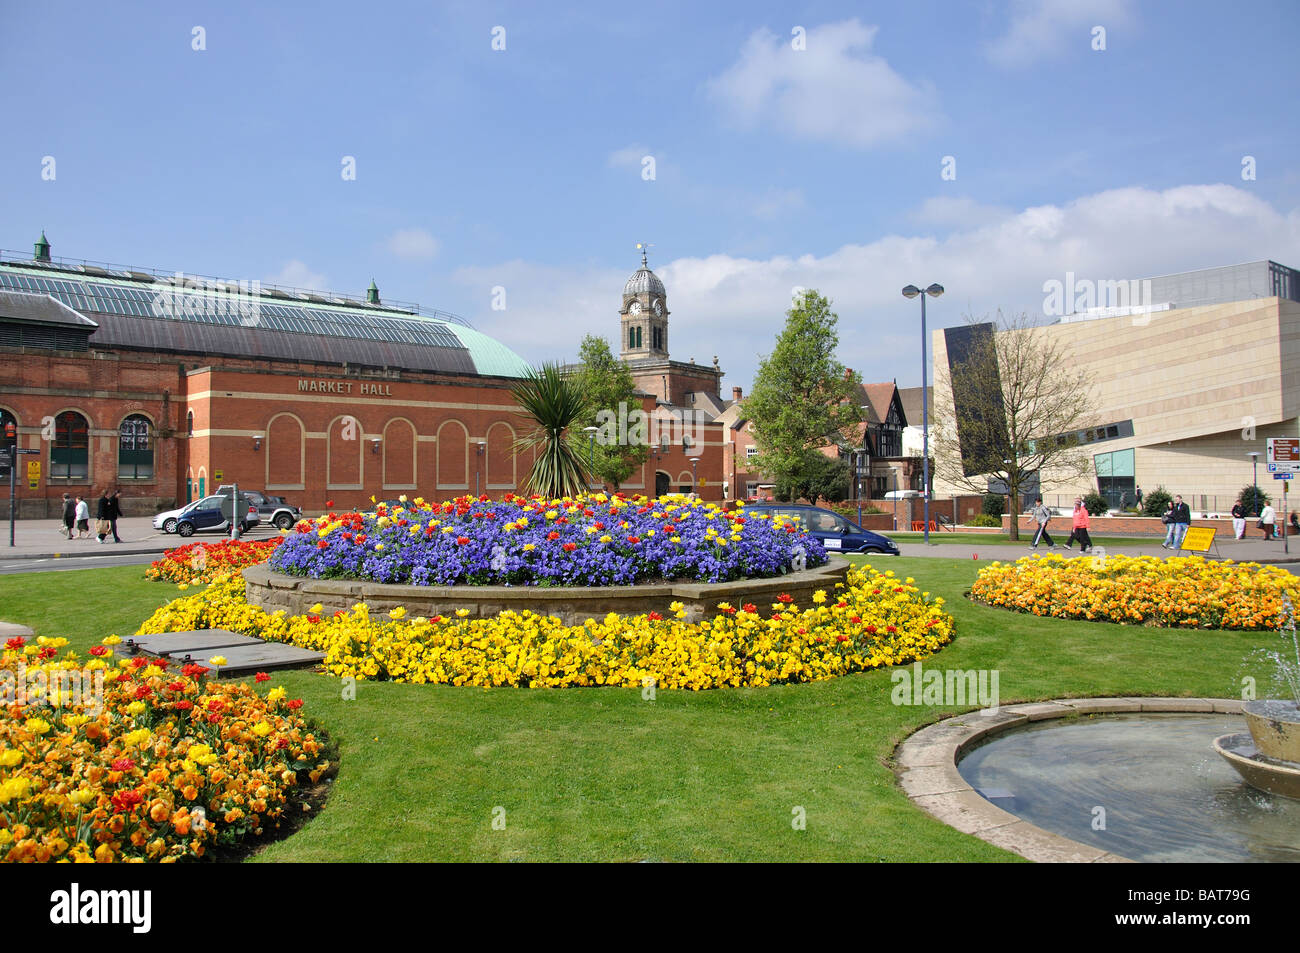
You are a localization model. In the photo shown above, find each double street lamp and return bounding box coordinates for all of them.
[901,283,944,544]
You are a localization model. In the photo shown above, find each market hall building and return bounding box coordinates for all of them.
[0,235,724,518]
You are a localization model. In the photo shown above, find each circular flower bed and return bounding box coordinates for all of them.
[146,538,283,587]
[137,565,955,690]
[270,493,826,586]
[0,635,330,862]
[971,554,1300,629]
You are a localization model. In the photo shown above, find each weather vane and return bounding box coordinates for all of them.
[635,241,653,267]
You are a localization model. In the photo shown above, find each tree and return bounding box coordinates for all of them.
[1240,484,1271,518]
[1141,485,1173,517]
[776,450,852,505]
[747,290,862,495]
[572,334,647,490]
[511,363,592,498]
[931,311,1096,541]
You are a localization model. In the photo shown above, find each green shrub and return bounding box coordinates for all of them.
[968,513,1002,527]
[1240,484,1271,517]
[1082,492,1108,516]
[1141,486,1173,517]
[981,494,1005,518]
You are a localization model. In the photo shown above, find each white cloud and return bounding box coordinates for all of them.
[265,260,328,292]
[910,196,1013,229]
[705,19,940,149]
[386,228,440,261]
[454,184,1300,390]
[986,0,1134,67]
[607,144,652,169]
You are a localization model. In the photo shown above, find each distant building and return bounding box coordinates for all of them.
[932,260,1300,511]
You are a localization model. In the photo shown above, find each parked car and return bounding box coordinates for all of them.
[153,494,260,537]
[216,486,302,529]
[746,503,900,555]
[882,489,923,500]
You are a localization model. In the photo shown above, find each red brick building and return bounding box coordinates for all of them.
[0,236,724,517]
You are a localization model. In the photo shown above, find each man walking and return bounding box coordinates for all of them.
[1231,497,1248,540]
[95,490,111,544]
[1170,494,1192,549]
[107,488,123,543]
[59,493,74,539]
[1030,497,1055,549]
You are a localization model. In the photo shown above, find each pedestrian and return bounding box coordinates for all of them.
[1030,496,1055,549]
[1168,494,1192,548]
[74,495,90,539]
[1063,498,1093,552]
[1231,497,1248,540]
[1260,501,1277,540]
[1291,511,1299,537]
[107,488,122,543]
[1136,485,1143,507]
[95,490,112,544]
[1160,500,1177,548]
[59,493,74,539]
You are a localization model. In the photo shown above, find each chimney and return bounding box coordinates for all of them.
[732,386,743,401]
[843,367,853,381]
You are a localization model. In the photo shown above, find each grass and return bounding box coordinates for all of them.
[0,556,1274,862]
[886,532,1155,547]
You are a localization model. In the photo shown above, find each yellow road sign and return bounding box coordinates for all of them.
[26,460,40,490]
[1180,526,1216,552]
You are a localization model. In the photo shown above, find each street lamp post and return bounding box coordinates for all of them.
[691,457,698,499]
[475,440,486,496]
[584,426,599,491]
[1248,451,1260,518]
[853,446,866,526]
[902,283,944,544]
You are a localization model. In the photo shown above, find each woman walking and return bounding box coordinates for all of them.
[59,493,75,539]
[107,488,122,543]
[1260,501,1278,540]
[1063,498,1093,552]
[1030,497,1055,549]
[95,490,112,544]
[74,495,90,539]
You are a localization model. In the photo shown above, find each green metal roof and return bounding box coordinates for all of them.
[450,322,531,378]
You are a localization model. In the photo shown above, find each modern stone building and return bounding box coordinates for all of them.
[932,260,1300,511]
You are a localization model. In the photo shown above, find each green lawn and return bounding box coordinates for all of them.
[886,531,1155,547]
[0,557,1272,862]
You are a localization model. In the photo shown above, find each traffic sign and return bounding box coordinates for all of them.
[26,460,40,490]
[1274,472,1294,480]
[1268,438,1300,465]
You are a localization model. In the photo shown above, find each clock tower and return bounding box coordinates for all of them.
[619,244,669,361]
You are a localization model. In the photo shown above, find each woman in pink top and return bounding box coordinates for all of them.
[1063,498,1093,552]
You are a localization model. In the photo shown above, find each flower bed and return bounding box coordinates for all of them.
[0,636,329,862]
[970,554,1300,629]
[146,538,283,587]
[138,565,955,690]
[270,493,826,587]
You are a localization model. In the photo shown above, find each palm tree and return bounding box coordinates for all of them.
[511,363,592,498]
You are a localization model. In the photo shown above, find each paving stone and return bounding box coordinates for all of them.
[976,819,1108,863]
[1057,697,1146,714]
[1139,697,1215,712]
[165,642,324,677]
[911,789,1019,834]
[894,740,954,769]
[999,701,1076,721]
[123,630,264,658]
[0,621,35,638]
[1212,698,1246,713]
[897,764,967,798]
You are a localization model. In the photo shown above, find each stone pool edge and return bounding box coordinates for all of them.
[893,696,1244,864]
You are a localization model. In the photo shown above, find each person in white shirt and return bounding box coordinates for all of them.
[74,495,91,538]
[1261,503,1277,540]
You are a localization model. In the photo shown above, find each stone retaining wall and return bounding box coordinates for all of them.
[1001,514,1251,537]
[243,558,851,626]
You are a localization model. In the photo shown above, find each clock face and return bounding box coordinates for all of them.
[653,299,663,316]
[629,301,642,314]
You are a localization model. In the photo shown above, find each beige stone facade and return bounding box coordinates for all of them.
[931,295,1300,511]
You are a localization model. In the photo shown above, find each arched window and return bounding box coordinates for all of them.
[52,411,89,480]
[119,415,153,479]
[629,326,637,350]
[635,326,643,349]
[186,410,194,437]
[0,410,16,480]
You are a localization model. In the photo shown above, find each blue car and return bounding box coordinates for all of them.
[746,504,900,556]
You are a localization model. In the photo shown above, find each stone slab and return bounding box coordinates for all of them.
[164,642,325,676]
[976,820,1109,863]
[1212,698,1246,714]
[124,630,265,657]
[0,621,35,638]
[910,789,1019,835]
[1139,697,1215,712]
[1056,697,1147,714]
[897,764,968,798]
[999,701,1076,722]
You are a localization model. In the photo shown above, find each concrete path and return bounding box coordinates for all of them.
[0,516,284,561]
[893,534,1300,564]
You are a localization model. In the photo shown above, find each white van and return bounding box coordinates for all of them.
[882,489,923,500]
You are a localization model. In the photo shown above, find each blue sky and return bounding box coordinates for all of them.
[3,0,1298,388]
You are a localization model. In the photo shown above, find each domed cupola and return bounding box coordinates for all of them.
[620,243,669,362]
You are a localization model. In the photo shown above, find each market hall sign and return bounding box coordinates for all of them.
[297,379,394,396]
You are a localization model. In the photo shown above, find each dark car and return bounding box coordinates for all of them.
[746,504,900,556]
[215,486,302,529]
[168,494,261,537]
